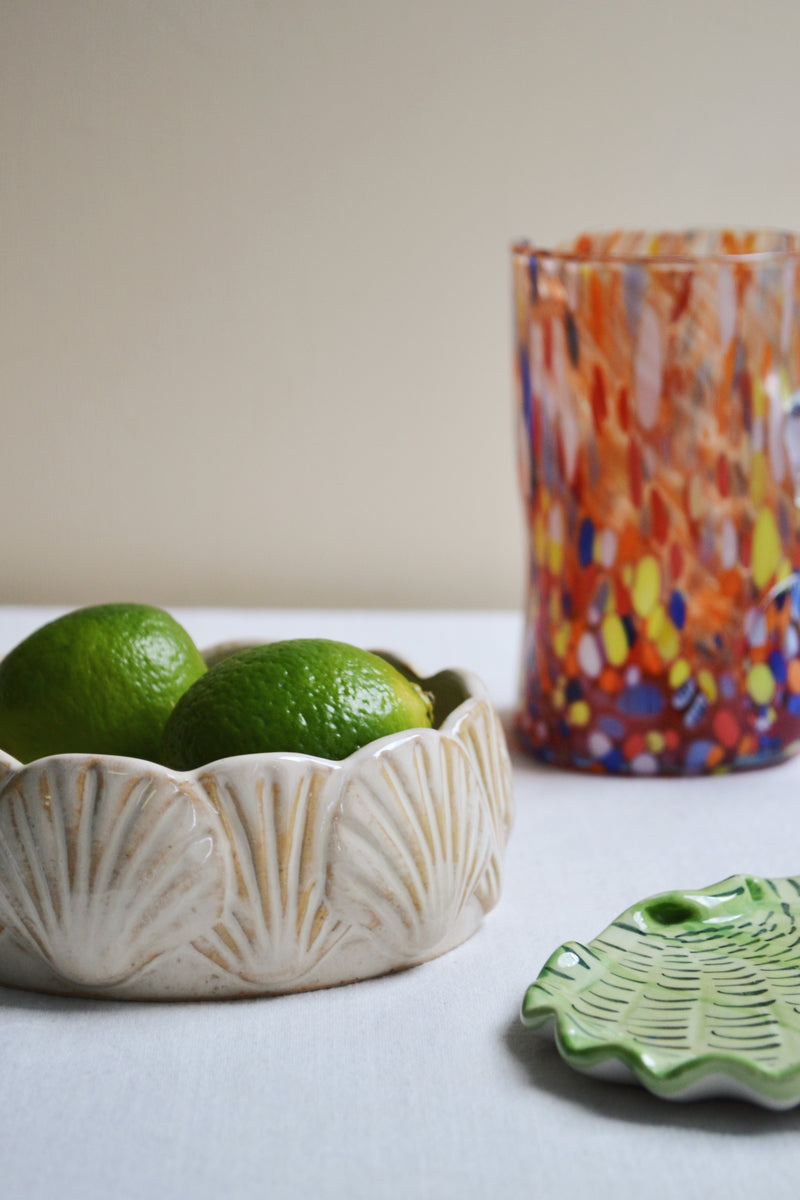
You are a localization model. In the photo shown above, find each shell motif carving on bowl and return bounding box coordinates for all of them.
[0,754,227,994]
[0,654,513,999]
[191,755,345,992]
[329,727,494,965]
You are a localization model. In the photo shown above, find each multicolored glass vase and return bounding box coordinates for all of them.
[513,230,800,773]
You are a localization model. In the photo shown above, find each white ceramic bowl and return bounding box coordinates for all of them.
[0,650,513,999]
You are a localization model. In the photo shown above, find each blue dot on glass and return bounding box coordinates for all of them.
[578,518,594,568]
[669,590,687,630]
[601,747,625,772]
[769,649,788,684]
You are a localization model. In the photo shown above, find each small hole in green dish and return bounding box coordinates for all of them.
[745,877,765,902]
[646,898,699,926]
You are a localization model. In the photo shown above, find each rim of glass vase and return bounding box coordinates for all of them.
[512,229,800,267]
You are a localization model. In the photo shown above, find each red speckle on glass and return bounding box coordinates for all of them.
[591,364,607,424]
[650,488,670,543]
[628,440,643,507]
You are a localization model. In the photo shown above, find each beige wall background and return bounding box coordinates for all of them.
[3,0,800,609]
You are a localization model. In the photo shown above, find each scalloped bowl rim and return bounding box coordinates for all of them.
[0,660,491,775]
[0,651,512,1000]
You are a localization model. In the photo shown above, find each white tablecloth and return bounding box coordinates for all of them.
[2,607,799,1200]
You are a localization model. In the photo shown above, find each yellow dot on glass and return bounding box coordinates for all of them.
[657,620,680,663]
[669,658,691,688]
[601,614,629,667]
[567,700,591,726]
[753,376,765,418]
[747,662,776,706]
[697,669,718,702]
[780,367,792,404]
[553,623,570,658]
[689,475,704,520]
[632,556,661,618]
[534,515,546,562]
[646,604,666,640]
[752,507,781,588]
[548,538,564,574]
[750,451,768,505]
[646,730,666,753]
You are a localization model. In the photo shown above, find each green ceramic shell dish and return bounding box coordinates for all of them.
[521,874,800,1110]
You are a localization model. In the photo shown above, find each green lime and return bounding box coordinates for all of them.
[161,638,434,769]
[0,604,207,762]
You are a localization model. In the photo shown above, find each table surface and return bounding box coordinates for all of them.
[2,606,800,1200]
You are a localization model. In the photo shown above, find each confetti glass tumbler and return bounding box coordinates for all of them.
[513,230,800,774]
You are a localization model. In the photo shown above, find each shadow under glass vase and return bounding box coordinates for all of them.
[513,229,800,774]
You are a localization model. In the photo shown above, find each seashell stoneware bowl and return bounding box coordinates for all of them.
[0,648,513,1000]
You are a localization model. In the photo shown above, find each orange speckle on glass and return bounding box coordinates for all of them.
[719,569,741,598]
[598,667,623,694]
[739,733,759,757]
[564,648,579,677]
[788,659,800,693]
[619,525,640,566]
[640,641,663,676]
[706,744,725,768]
[590,276,605,344]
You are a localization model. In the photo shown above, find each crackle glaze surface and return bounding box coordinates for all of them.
[0,656,513,1000]
[522,872,800,1109]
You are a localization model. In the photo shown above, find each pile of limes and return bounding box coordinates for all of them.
[0,604,433,767]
